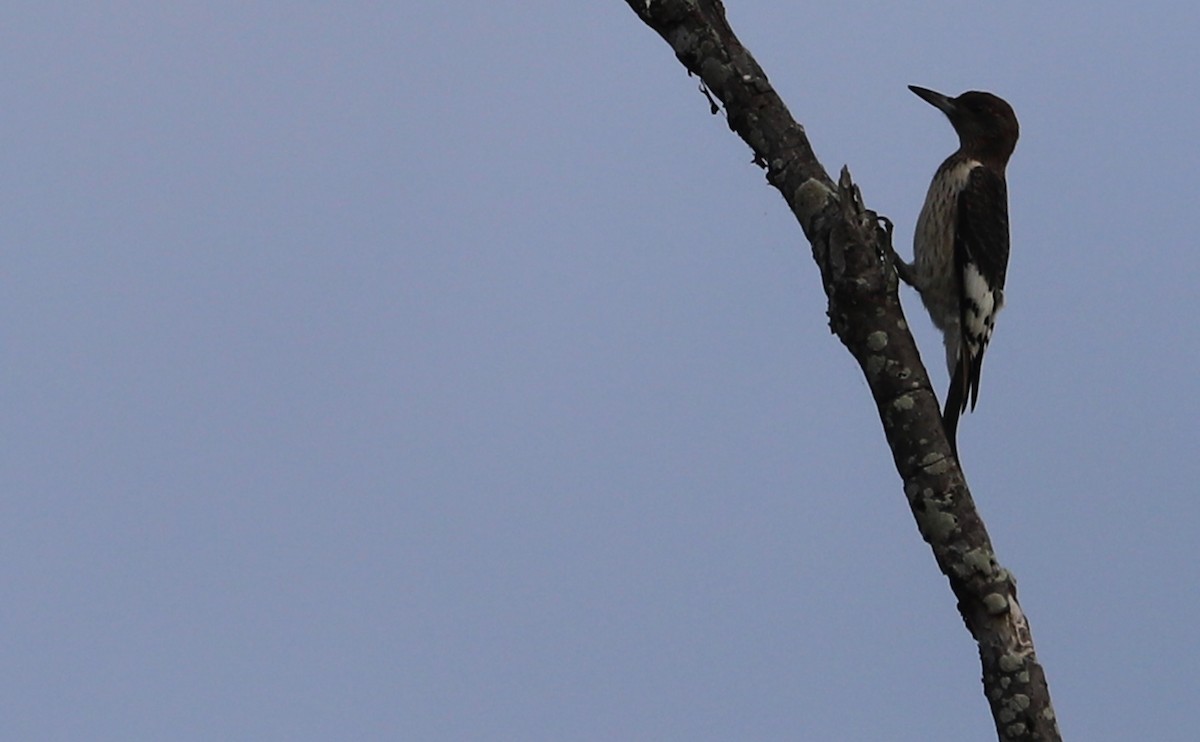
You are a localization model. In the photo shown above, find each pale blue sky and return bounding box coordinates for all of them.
[6,3,1198,740]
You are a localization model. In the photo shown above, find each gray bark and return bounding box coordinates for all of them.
[622,2,1061,739]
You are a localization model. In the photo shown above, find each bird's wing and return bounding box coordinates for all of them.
[946,166,1010,427]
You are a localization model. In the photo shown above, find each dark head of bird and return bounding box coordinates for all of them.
[908,85,1019,167]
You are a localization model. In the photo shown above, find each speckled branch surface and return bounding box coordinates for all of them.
[622,2,1060,739]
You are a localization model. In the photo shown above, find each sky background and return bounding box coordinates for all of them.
[6,2,1199,740]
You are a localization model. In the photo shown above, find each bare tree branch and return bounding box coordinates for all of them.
[622,2,1061,739]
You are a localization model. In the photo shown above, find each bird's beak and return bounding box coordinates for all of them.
[908,85,956,116]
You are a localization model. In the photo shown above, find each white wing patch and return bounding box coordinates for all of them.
[962,262,1000,356]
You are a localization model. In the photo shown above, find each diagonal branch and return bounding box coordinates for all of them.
[623,1,1061,740]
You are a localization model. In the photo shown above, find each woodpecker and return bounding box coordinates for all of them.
[897,85,1019,456]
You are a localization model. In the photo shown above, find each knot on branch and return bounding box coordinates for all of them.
[796,168,899,341]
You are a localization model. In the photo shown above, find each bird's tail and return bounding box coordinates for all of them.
[942,355,970,458]
[943,345,988,459]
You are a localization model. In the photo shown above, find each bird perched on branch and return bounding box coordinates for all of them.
[894,85,1019,457]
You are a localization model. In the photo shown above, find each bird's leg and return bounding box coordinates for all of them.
[874,214,920,288]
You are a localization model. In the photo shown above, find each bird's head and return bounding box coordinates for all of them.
[909,85,1019,165]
